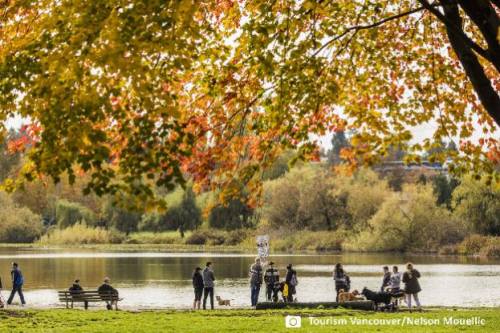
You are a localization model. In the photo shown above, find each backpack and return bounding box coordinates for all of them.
[290,274,298,287]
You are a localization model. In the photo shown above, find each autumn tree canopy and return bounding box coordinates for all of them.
[1,0,500,209]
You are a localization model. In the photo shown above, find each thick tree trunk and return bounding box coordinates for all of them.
[457,0,500,72]
[418,0,500,126]
[441,0,500,125]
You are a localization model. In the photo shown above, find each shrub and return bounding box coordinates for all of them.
[186,229,226,245]
[0,193,44,243]
[458,234,489,255]
[253,230,346,251]
[439,244,460,255]
[38,223,125,245]
[225,229,249,245]
[56,200,96,229]
[347,184,466,252]
[127,231,190,244]
[480,243,500,257]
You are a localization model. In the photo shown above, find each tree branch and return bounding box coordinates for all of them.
[491,0,500,9]
[312,5,431,58]
[416,0,491,62]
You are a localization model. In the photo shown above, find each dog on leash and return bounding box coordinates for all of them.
[215,296,231,306]
[338,289,364,302]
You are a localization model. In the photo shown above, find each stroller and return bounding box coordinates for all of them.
[387,289,405,312]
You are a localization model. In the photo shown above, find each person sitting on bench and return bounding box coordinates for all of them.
[98,277,118,310]
[69,279,88,309]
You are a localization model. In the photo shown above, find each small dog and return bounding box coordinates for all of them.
[338,289,364,302]
[215,296,231,306]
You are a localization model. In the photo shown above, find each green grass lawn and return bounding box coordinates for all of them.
[0,308,497,332]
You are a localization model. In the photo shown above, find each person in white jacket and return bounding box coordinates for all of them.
[389,266,401,292]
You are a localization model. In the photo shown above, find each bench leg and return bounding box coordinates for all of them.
[115,301,119,310]
[65,299,69,309]
[71,302,74,309]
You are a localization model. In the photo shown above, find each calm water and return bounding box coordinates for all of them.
[1,248,500,308]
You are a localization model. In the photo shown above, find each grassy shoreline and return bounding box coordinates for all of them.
[6,227,499,256]
[0,308,498,332]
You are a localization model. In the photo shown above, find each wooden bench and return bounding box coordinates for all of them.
[58,290,123,310]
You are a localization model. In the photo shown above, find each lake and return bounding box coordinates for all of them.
[0,248,499,308]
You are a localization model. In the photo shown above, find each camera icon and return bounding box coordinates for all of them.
[285,315,302,328]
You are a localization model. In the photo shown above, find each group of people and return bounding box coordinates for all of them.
[248,258,299,305]
[1,262,119,310]
[191,258,299,309]
[334,262,423,312]
[192,262,216,309]
[3,260,422,311]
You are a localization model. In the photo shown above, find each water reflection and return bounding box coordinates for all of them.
[0,248,499,308]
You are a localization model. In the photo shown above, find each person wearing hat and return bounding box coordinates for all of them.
[69,279,88,309]
[192,267,204,310]
[264,261,280,301]
[285,264,298,302]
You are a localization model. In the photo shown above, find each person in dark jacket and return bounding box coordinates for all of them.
[402,262,422,313]
[69,279,88,309]
[285,264,297,302]
[333,263,348,302]
[264,261,280,301]
[381,266,391,292]
[271,281,286,302]
[249,257,263,306]
[192,267,204,310]
[98,277,118,310]
[202,262,215,309]
[7,262,25,306]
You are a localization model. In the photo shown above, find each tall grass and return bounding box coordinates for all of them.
[239,230,347,251]
[38,223,124,245]
[439,234,500,257]
[126,231,191,244]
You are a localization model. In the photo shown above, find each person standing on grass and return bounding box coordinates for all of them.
[192,267,204,310]
[203,262,215,310]
[381,266,391,292]
[402,262,422,313]
[264,261,280,301]
[249,257,263,306]
[7,262,25,307]
[285,264,298,302]
[389,266,401,293]
[333,263,347,302]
